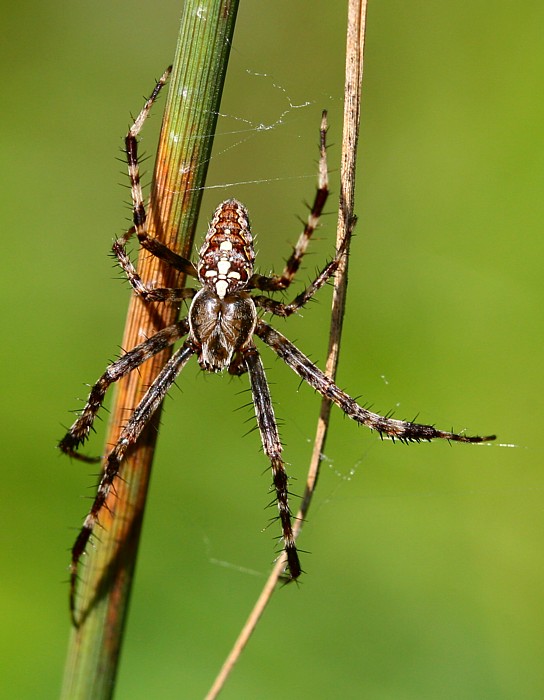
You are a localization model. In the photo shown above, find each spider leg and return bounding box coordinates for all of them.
[113,229,197,298]
[59,318,190,462]
[113,65,197,300]
[256,320,496,444]
[251,217,353,317]
[243,346,301,579]
[248,111,329,293]
[70,341,195,625]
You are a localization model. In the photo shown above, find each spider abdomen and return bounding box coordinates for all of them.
[197,199,255,299]
[188,287,257,372]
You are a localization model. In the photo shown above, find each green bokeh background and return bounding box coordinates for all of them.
[2,1,542,698]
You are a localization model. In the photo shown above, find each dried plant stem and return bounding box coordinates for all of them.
[205,2,368,698]
[61,2,239,699]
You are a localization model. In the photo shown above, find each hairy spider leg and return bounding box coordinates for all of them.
[251,217,354,317]
[69,342,195,624]
[113,64,198,301]
[248,111,329,293]
[243,347,301,578]
[59,319,191,462]
[256,320,496,444]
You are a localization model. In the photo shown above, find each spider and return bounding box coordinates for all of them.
[60,67,495,622]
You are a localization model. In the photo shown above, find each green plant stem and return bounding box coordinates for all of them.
[60,2,239,698]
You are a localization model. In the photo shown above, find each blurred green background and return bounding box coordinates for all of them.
[2,1,542,698]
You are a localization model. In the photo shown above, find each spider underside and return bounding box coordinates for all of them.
[59,67,495,625]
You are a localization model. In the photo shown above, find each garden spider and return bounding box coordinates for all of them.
[59,67,495,622]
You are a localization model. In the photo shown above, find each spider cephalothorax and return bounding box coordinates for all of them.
[60,67,495,624]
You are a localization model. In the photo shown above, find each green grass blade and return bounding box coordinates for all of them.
[61,2,239,698]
